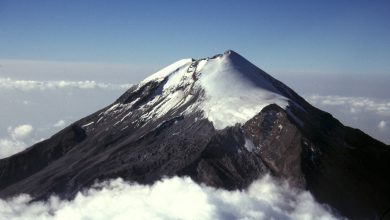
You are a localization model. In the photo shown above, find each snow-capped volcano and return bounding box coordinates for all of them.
[1,50,389,219]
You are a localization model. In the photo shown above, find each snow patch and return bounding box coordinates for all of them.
[82,122,94,128]
[244,139,256,152]
[104,103,120,114]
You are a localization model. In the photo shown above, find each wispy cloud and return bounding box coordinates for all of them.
[0,175,340,220]
[53,120,67,128]
[0,78,131,91]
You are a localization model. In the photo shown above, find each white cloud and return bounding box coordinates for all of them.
[0,138,27,159]
[9,124,34,140]
[0,124,34,159]
[0,77,131,91]
[306,95,390,116]
[53,120,66,128]
[378,120,387,129]
[0,175,340,220]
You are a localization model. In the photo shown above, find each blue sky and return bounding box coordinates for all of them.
[0,0,390,75]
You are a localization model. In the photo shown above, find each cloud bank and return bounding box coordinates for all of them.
[0,77,131,91]
[0,175,340,220]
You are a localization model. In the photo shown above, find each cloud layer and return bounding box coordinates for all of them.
[0,175,340,220]
[306,94,390,116]
[0,59,155,84]
[0,77,131,91]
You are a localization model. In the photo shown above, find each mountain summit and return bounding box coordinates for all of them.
[129,49,290,130]
[1,51,389,219]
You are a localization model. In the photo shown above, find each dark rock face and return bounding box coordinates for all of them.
[243,104,306,188]
[0,54,389,219]
[298,109,390,220]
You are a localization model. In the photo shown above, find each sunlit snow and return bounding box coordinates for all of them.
[134,50,289,130]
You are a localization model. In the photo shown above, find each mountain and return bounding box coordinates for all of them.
[1,50,389,219]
